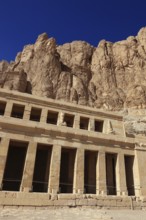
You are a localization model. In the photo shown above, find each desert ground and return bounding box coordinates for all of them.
[0,207,145,220]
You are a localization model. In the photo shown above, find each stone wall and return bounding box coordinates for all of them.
[0,192,145,210]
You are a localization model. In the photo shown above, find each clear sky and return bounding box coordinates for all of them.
[0,0,146,61]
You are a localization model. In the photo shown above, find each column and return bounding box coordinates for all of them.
[57,112,64,126]
[96,151,107,195]
[73,148,84,194]
[89,118,95,131]
[4,102,13,117]
[73,114,80,129]
[40,108,48,123]
[23,104,31,120]
[48,145,61,194]
[134,145,146,196]
[116,153,128,196]
[20,142,37,192]
[0,138,10,189]
[68,151,75,186]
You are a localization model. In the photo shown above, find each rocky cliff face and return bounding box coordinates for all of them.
[1,27,146,136]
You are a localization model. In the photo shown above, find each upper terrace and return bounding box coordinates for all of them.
[0,88,128,146]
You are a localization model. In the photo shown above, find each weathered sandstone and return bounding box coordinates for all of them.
[1,27,146,135]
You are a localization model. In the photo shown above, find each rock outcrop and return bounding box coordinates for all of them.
[1,27,146,136]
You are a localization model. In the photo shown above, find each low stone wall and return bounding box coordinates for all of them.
[0,192,146,210]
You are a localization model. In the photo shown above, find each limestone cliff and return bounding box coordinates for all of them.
[1,27,146,135]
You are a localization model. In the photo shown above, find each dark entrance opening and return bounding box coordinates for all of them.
[84,150,98,194]
[95,120,103,132]
[47,111,58,125]
[2,141,28,191]
[11,104,25,119]
[0,101,6,115]
[30,107,42,122]
[106,153,117,195]
[124,155,135,196]
[63,114,74,127]
[59,148,76,193]
[80,117,89,130]
[32,144,52,193]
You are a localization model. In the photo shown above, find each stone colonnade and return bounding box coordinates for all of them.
[0,91,146,198]
[0,137,140,196]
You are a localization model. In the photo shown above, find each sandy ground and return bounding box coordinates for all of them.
[0,207,146,220]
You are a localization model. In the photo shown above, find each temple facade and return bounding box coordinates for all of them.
[0,88,146,208]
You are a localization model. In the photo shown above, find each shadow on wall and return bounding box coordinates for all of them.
[26,81,32,94]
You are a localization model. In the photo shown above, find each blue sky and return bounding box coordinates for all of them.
[0,0,146,61]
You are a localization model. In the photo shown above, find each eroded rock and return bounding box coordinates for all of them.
[1,27,146,135]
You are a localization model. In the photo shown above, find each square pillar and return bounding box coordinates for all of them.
[89,118,95,131]
[134,144,146,196]
[23,104,31,120]
[0,138,10,189]
[40,108,48,123]
[4,102,13,117]
[48,145,61,194]
[20,142,37,192]
[73,148,84,194]
[57,112,64,126]
[96,151,107,195]
[116,153,128,196]
[73,114,80,129]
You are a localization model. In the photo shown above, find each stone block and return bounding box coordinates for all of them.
[21,206,36,210]
[75,199,88,206]
[85,194,97,199]
[75,194,86,199]
[58,194,76,200]
[141,197,146,202]
[0,192,6,198]
[5,192,17,198]
[108,199,117,207]
[54,199,75,206]
[132,201,141,207]
[0,197,14,206]
[51,194,58,200]
[87,199,97,206]
[97,199,104,207]
[34,199,54,206]
[116,201,128,207]
[12,198,33,206]
[16,192,51,200]
[103,199,113,207]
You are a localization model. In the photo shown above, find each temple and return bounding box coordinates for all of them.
[0,88,146,208]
